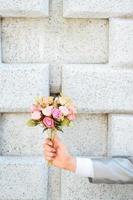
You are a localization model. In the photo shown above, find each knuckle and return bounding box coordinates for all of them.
[44,139,51,145]
[51,147,56,152]
[48,152,55,157]
[44,139,48,144]
[50,152,54,157]
[46,147,52,152]
[52,148,56,152]
[49,152,53,157]
[44,148,56,157]
[48,140,53,145]
[43,143,47,148]
[44,145,48,150]
[47,157,52,161]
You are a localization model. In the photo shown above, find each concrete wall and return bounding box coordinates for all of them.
[0,0,133,200]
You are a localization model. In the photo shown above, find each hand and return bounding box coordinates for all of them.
[43,135,76,172]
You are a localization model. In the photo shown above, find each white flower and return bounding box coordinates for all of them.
[42,106,53,116]
[59,106,69,116]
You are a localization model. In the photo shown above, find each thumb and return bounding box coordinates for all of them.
[53,134,63,147]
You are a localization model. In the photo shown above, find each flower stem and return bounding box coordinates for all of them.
[47,129,57,167]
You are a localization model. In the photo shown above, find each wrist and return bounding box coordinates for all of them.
[64,155,76,172]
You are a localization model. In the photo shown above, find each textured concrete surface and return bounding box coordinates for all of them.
[108,114,133,156]
[0,64,49,112]
[2,18,45,63]
[62,64,133,113]
[63,0,133,18]
[61,114,107,156]
[0,113,45,155]
[48,167,61,200]
[0,0,133,199]
[0,19,1,62]
[0,0,49,17]
[61,171,133,200]
[109,18,133,67]
[0,156,48,200]
[2,4,108,92]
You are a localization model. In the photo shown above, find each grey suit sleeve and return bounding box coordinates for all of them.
[89,157,133,184]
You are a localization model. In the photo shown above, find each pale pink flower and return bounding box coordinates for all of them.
[37,104,43,111]
[31,111,41,120]
[43,117,54,128]
[59,106,69,116]
[52,108,61,119]
[42,106,53,116]
[67,113,76,121]
[31,105,36,112]
[68,105,77,114]
[31,104,42,112]
[67,106,76,121]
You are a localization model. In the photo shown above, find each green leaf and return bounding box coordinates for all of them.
[26,119,39,127]
[56,126,63,132]
[55,120,60,125]
[68,121,73,127]
[43,127,48,132]
[61,118,70,126]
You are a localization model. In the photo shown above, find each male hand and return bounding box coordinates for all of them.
[44,135,76,172]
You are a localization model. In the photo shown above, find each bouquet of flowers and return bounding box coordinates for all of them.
[26,93,76,166]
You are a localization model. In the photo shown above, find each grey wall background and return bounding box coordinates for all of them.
[0,0,133,200]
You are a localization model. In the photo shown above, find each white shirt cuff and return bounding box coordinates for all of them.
[75,157,94,178]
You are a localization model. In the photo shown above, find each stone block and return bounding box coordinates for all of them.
[48,167,61,200]
[108,114,133,156]
[2,18,45,63]
[63,0,133,18]
[0,0,49,17]
[61,114,107,156]
[0,64,49,112]
[109,18,133,67]
[0,113,46,155]
[0,156,48,200]
[0,19,2,63]
[61,171,133,200]
[62,64,133,113]
[2,16,108,92]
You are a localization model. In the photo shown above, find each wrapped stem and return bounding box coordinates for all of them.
[47,128,57,166]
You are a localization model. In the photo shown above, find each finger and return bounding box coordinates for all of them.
[44,139,53,146]
[45,152,56,158]
[44,145,56,153]
[44,144,54,152]
[45,156,54,161]
[53,135,64,147]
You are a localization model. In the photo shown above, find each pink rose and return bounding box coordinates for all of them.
[42,106,53,116]
[52,108,61,119]
[31,111,41,120]
[59,106,69,116]
[43,117,54,128]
